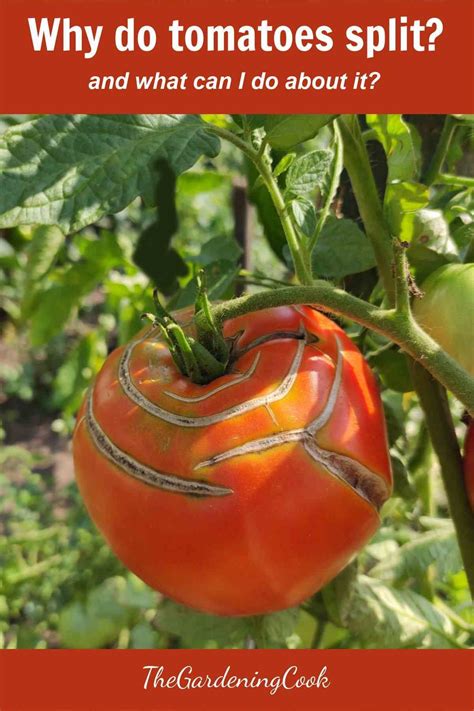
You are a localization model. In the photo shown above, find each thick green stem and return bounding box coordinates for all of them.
[393,239,411,317]
[205,287,474,414]
[409,363,474,597]
[337,115,395,302]
[423,116,458,186]
[340,113,474,593]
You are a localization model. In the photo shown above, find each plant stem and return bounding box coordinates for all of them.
[436,173,474,189]
[337,115,395,302]
[259,160,313,285]
[208,124,313,285]
[393,239,411,317]
[308,122,343,254]
[338,113,474,591]
[206,288,474,414]
[423,116,458,186]
[409,363,474,596]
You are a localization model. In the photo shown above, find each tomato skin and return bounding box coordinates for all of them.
[413,264,474,377]
[464,422,474,512]
[73,306,392,616]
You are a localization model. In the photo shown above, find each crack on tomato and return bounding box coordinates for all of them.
[117,327,306,427]
[193,335,389,511]
[84,394,233,498]
[93,325,388,508]
[162,352,261,403]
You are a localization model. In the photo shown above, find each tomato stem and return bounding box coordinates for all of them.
[423,116,458,186]
[205,287,474,415]
[409,363,474,597]
[337,115,396,302]
[151,286,228,384]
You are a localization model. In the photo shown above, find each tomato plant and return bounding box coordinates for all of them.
[1,113,473,648]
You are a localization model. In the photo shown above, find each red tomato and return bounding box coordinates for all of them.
[73,306,392,616]
[464,422,474,512]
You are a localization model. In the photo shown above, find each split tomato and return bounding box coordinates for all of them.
[73,305,392,616]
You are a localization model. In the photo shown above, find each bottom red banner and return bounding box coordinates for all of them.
[0,649,472,710]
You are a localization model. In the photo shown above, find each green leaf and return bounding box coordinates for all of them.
[58,575,155,649]
[20,225,65,317]
[29,232,123,346]
[366,114,420,182]
[342,575,457,648]
[286,149,333,196]
[154,601,298,649]
[133,161,188,294]
[381,391,406,446]
[411,209,458,256]
[51,332,107,415]
[370,347,412,392]
[189,234,242,266]
[130,622,162,649]
[0,115,220,233]
[384,181,430,241]
[371,527,463,583]
[273,153,296,177]
[406,208,459,282]
[154,601,252,649]
[252,608,300,649]
[177,171,229,195]
[452,222,474,261]
[169,260,239,310]
[263,115,337,149]
[290,197,317,238]
[22,225,64,291]
[311,217,376,279]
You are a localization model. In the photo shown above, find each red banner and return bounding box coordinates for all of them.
[0,0,473,113]
[0,649,472,710]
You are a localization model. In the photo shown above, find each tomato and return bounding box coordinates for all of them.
[73,305,392,616]
[413,264,474,377]
[464,422,474,512]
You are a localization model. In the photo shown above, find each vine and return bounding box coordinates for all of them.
[204,115,474,593]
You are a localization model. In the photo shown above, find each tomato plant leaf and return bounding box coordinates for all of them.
[384,181,430,241]
[342,575,457,648]
[370,347,413,393]
[366,114,420,183]
[371,527,462,583]
[286,149,333,196]
[311,217,376,278]
[0,115,220,233]
[133,161,188,295]
[290,197,317,238]
[273,153,296,177]
[29,232,124,346]
[51,332,107,416]
[20,225,65,318]
[263,115,337,149]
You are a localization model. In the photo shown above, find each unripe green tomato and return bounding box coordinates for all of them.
[413,264,474,377]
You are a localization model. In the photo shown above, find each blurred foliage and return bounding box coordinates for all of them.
[0,113,473,649]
